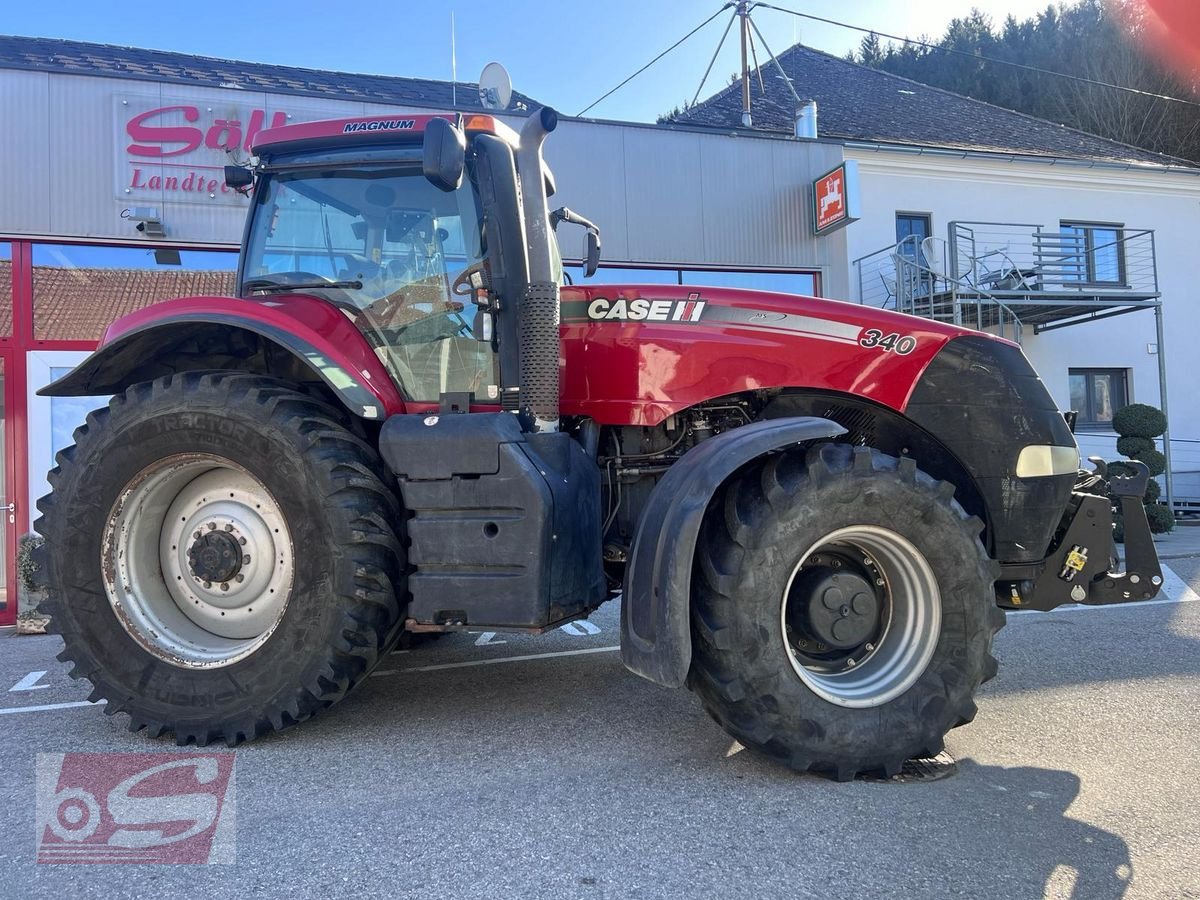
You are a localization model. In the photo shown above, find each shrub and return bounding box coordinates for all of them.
[1131,447,1167,478]
[1144,478,1161,503]
[1112,403,1167,438]
[1107,460,1136,479]
[1146,503,1175,534]
[17,532,44,595]
[1116,435,1153,457]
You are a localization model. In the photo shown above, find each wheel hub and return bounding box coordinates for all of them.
[187,530,244,584]
[780,527,942,709]
[797,569,880,650]
[103,454,294,668]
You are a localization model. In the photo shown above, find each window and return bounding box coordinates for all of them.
[1059,222,1125,285]
[895,213,931,262]
[1069,368,1128,429]
[31,245,238,342]
[0,242,10,337]
[562,265,819,297]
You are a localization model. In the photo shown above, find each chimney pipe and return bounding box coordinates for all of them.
[516,107,561,433]
[795,100,818,139]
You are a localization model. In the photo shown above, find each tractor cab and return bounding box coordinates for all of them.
[233,113,592,412]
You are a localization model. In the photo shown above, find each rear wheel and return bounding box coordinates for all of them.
[36,373,405,746]
[689,443,1003,780]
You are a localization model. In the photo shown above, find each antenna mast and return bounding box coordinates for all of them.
[738,1,752,126]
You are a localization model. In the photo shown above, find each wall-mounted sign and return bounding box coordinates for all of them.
[116,97,292,206]
[812,160,860,236]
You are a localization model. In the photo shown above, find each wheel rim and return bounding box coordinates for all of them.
[102,453,295,668]
[780,525,940,708]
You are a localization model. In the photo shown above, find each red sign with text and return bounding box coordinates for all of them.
[116,97,291,205]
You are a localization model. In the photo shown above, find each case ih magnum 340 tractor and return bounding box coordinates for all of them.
[36,108,1163,779]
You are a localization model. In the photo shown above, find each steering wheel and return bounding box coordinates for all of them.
[452,262,488,297]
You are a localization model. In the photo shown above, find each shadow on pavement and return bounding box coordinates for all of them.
[944,761,1133,900]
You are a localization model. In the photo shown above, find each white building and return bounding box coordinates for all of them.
[676,43,1200,509]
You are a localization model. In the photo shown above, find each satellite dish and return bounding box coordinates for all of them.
[478,62,512,111]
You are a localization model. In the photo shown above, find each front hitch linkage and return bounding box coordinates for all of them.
[1013,458,1163,611]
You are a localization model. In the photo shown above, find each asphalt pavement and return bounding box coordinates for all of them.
[1,561,1198,899]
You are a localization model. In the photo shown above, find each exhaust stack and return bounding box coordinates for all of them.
[516,107,561,433]
[795,100,818,139]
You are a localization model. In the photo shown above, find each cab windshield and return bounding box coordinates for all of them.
[242,159,495,402]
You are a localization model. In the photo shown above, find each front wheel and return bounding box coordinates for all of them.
[689,443,1004,780]
[36,373,405,746]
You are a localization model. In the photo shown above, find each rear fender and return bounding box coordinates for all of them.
[38,295,404,420]
[620,416,847,688]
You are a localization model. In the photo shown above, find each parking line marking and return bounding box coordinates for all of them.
[9,671,50,692]
[1007,563,1198,617]
[0,699,104,716]
[371,645,621,677]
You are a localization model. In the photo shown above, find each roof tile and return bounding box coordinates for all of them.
[0,34,540,113]
[672,44,1193,168]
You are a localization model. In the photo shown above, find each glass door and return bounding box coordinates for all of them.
[26,351,96,530]
[0,351,16,626]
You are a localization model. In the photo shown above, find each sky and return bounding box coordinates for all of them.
[6,0,1062,122]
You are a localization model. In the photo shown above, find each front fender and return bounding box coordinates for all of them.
[38,295,404,420]
[620,416,847,688]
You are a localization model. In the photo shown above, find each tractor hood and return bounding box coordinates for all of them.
[558,283,995,426]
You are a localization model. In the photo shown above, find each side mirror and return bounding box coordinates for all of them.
[583,229,601,278]
[423,118,466,192]
[224,165,253,191]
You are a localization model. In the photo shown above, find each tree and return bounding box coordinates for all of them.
[848,0,1200,163]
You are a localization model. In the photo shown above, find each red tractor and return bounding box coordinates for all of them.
[36,109,1162,778]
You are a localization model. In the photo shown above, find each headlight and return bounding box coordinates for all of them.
[1015,445,1081,478]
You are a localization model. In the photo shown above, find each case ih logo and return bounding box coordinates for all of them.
[342,118,416,133]
[586,293,706,322]
[35,752,236,864]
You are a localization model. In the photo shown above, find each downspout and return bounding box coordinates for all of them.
[516,106,561,433]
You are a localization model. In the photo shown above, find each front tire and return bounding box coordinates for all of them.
[36,373,405,746]
[689,443,1004,780]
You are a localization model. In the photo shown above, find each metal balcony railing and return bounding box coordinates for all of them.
[854,221,1160,340]
[947,222,1159,301]
[853,234,1025,343]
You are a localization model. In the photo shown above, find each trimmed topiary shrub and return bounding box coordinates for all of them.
[1144,478,1161,504]
[1110,402,1172,538]
[1131,447,1167,478]
[1112,403,1167,438]
[1116,435,1154,457]
[1146,503,1175,534]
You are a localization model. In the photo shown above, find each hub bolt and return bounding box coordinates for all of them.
[865,642,875,652]
[221,582,229,591]
[208,522,217,531]
[224,524,234,532]
[847,658,857,667]
[239,537,247,545]
[203,581,212,589]
[243,555,251,565]
[235,574,245,583]
[193,531,201,540]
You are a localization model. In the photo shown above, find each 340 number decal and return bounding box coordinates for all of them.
[859,329,916,355]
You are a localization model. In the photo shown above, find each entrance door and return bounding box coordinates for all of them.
[26,351,96,529]
[0,350,18,626]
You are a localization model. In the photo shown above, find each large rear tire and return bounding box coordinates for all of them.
[36,373,405,746]
[689,443,1004,780]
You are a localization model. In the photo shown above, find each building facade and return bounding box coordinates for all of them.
[0,37,846,622]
